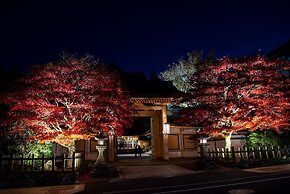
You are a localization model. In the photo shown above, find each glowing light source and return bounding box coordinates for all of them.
[163,123,170,134]
[98,139,105,145]
[199,138,207,144]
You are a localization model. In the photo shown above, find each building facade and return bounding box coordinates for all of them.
[54,97,199,161]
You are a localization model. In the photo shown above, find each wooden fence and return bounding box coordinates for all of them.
[204,145,290,163]
[0,152,84,173]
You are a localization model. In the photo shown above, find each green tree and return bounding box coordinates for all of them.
[159,51,200,92]
[246,131,281,149]
[160,50,216,92]
[0,127,52,158]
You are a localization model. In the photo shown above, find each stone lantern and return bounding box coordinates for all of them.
[91,131,109,177]
[94,135,108,165]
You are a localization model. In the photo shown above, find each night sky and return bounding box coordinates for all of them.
[1,0,290,76]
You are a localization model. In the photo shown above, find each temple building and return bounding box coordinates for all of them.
[53,72,200,161]
[66,96,199,162]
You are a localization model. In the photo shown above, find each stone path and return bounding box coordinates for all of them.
[242,164,290,173]
[0,184,85,194]
[117,164,196,179]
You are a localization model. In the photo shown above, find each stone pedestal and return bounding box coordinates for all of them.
[95,145,107,165]
[91,136,113,177]
[199,143,209,158]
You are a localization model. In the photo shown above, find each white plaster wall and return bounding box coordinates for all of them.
[52,143,68,156]
[231,139,247,149]
[86,153,98,161]
[208,140,225,150]
[167,126,199,159]
[170,127,179,134]
[207,135,247,150]
[169,151,182,158]
[182,150,198,157]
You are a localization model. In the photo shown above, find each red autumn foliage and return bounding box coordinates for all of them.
[175,56,290,136]
[0,54,134,151]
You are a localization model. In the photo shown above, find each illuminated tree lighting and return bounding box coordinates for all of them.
[1,54,134,164]
[163,55,290,149]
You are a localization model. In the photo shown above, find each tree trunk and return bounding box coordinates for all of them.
[225,131,233,151]
[57,140,76,169]
[66,142,76,169]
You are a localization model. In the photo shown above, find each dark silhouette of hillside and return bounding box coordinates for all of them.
[0,68,23,92]
[267,39,290,59]
[108,64,179,98]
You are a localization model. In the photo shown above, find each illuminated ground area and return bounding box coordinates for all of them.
[117,150,152,160]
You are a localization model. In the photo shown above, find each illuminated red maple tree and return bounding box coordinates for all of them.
[1,54,134,159]
[175,56,290,149]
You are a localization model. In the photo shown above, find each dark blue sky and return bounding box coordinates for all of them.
[0,0,290,76]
